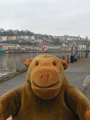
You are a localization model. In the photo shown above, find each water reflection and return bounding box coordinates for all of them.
[0,52,70,77]
[0,53,49,77]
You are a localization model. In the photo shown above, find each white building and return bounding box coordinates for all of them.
[1,36,7,41]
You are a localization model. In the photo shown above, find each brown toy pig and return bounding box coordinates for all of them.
[0,54,90,120]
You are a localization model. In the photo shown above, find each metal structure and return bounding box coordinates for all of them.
[86,36,88,58]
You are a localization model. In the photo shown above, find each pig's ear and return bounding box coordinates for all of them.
[6,115,12,120]
[61,60,68,70]
[24,58,33,68]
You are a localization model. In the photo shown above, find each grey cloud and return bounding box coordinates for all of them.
[0,0,90,38]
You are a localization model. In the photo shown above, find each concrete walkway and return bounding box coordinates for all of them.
[0,57,90,100]
[66,57,90,100]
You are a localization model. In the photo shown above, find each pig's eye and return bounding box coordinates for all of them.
[53,62,56,66]
[36,62,39,66]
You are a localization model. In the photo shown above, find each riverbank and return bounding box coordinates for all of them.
[0,68,27,83]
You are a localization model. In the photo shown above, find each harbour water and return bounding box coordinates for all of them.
[0,52,62,77]
[1,50,88,78]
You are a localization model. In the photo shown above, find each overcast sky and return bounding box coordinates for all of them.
[0,0,90,38]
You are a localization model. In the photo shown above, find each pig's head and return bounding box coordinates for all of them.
[25,54,68,100]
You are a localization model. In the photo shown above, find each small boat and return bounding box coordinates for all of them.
[0,48,5,53]
[38,45,48,51]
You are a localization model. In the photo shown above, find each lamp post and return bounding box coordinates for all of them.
[86,36,88,58]
[71,42,75,63]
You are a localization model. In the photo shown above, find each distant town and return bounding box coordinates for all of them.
[0,28,90,57]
